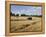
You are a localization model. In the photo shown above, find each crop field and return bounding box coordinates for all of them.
[10,16,42,33]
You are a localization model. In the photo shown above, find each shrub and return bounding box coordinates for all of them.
[27,17,32,20]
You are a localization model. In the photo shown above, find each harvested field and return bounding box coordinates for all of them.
[10,16,42,33]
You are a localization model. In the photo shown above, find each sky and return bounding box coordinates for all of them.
[11,5,42,15]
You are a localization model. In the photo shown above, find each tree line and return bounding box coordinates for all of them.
[10,12,28,16]
[10,12,42,17]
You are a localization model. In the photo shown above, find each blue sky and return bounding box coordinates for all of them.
[11,5,42,15]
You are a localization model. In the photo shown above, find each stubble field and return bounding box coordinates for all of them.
[10,16,42,33]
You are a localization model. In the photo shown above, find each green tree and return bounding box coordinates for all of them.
[15,14,19,16]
